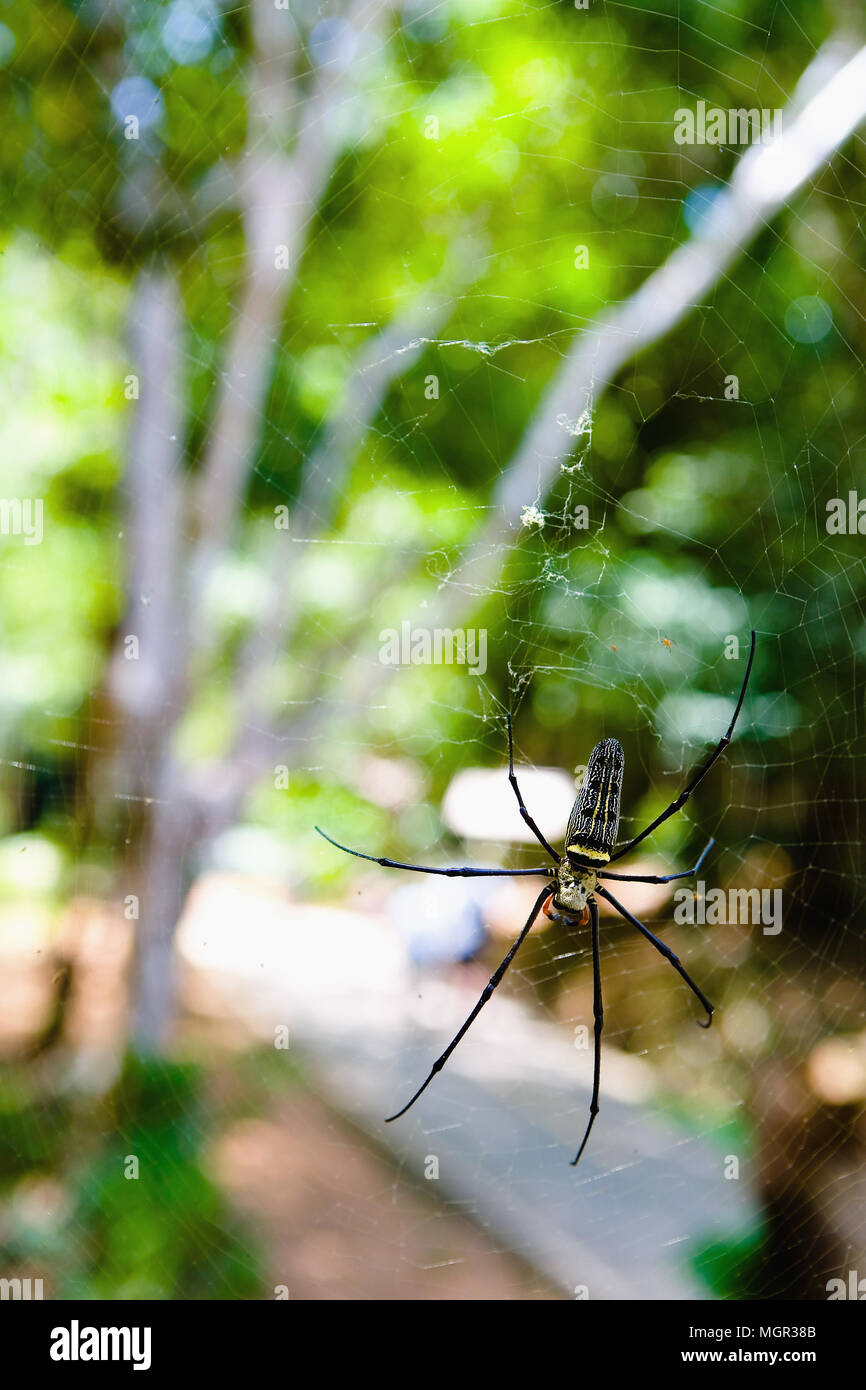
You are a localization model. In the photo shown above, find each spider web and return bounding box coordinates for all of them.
[2,0,865,1303]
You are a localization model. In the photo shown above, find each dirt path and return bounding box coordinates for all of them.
[210,1090,560,1300]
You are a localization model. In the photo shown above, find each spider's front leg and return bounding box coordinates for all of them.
[315,827,554,879]
[608,630,756,864]
[506,714,560,863]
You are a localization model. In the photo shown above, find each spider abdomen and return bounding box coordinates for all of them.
[565,737,624,867]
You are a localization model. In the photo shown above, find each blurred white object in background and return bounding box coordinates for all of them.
[441,765,576,844]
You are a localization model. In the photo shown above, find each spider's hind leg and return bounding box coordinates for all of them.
[598,884,713,1027]
[600,838,714,884]
[571,897,603,1167]
[385,883,553,1122]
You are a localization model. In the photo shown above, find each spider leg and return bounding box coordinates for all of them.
[315,828,553,878]
[385,884,553,1122]
[571,897,603,1168]
[597,884,713,1026]
[600,838,714,883]
[507,714,560,864]
[608,630,756,863]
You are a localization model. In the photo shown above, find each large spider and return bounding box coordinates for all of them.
[316,630,756,1168]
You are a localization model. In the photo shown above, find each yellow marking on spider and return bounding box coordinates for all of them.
[585,784,614,833]
[567,842,610,862]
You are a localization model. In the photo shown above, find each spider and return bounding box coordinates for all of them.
[316,630,756,1168]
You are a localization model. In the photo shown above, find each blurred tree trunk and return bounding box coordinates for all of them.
[108,265,190,1047]
[110,0,405,1049]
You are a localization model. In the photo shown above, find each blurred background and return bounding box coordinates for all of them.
[1,0,865,1301]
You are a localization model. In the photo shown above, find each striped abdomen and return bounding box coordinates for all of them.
[565,738,624,866]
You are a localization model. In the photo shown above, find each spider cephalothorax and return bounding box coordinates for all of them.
[544,859,598,925]
[316,630,756,1169]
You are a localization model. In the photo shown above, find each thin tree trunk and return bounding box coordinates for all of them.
[108,264,189,1050]
[114,0,401,1048]
[130,761,200,1051]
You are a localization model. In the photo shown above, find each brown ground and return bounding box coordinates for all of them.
[1,896,559,1300]
[209,1089,560,1300]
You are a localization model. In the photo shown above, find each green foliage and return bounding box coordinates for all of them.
[0,1055,264,1299]
[691,1225,769,1301]
[0,1071,70,1183]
